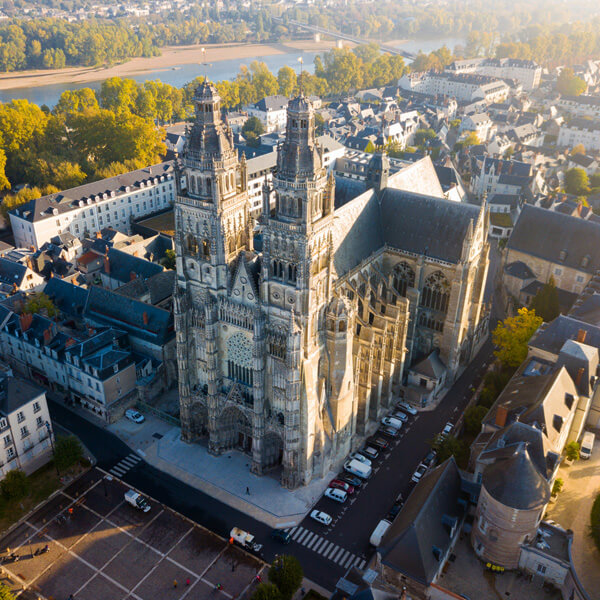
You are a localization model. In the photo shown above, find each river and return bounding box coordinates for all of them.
[0,37,464,107]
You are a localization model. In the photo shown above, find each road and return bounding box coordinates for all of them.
[49,244,502,591]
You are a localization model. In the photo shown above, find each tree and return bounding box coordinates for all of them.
[464,405,488,435]
[493,308,542,368]
[54,435,83,471]
[0,584,15,600]
[252,584,282,600]
[162,249,176,270]
[556,68,587,96]
[571,144,586,156]
[529,276,560,322]
[277,66,297,97]
[250,61,279,99]
[551,477,564,496]
[0,148,10,191]
[565,167,590,196]
[565,441,580,462]
[268,555,303,600]
[54,88,99,115]
[430,434,468,466]
[0,469,29,500]
[414,128,436,148]
[99,77,138,113]
[23,292,57,317]
[242,116,265,147]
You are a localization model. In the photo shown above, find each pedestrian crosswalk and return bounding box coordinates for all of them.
[109,453,142,478]
[285,526,366,570]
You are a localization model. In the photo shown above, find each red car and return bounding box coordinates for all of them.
[329,479,355,495]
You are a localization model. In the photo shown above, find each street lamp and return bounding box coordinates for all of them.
[45,421,59,476]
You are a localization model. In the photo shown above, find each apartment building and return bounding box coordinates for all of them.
[446,58,542,91]
[557,118,600,151]
[246,95,289,132]
[0,371,54,477]
[557,95,600,120]
[10,162,176,250]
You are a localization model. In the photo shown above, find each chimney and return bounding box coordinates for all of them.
[495,405,508,428]
[143,311,149,325]
[96,231,102,239]
[130,271,137,281]
[103,255,110,274]
[577,329,587,343]
[43,327,52,345]
[576,367,585,388]
[20,313,33,331]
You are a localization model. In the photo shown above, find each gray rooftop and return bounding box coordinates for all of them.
[0,375,45,416]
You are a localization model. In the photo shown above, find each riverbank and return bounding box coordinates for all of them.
[0,39,346,91]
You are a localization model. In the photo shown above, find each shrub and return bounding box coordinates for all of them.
[252,583,282,600]
[54,435,83,471]
[552,478,564,496]
[268,555,303,600]
[590,492,600,551]
[0,469,30,500]
[565,441,580,462]
[464,405,489,435]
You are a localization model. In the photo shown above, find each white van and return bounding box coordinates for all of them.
[324,487,347,503]
[369,519,391,546]
[580,431,595,459]
[344,458,372,479]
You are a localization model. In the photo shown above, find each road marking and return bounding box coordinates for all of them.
[338,549,351,565]
[318,541,333,555]
[287,526,297,535]
[292,526,305,541]
[356,558,366,569]
[300,532,315,546]
[296,529,309,544]
[312,538,325,553]
[120,456,138,467]
[343,553,356,568]
[325,544,339,559]
[109,466,126,476]
[306,534,320,550]
[331,546,345,562]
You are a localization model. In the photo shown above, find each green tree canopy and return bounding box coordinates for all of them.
[252,583,282,600]
[0,583,15,600]
[242,116,265,147]
[0,469,29,500]
[565,167,590,195]
[464,405,489,435]
[54,435,83,472]
[565,441,580,461]
[430,434,468,466]
[492,308,543,368]
[277,66,297,97]
[557,67,587,96]
[268,555,303,600]
[23,292,57,317]
[529,276,560,322]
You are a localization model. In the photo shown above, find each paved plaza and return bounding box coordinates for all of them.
[0,469,265,600]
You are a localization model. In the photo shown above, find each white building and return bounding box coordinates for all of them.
[10,162,176,250]
[398,72,510,104]
[557,95,600,119]
[557,118,600,151]
[460,113,496,142]
[0,250,45,294]
[446,58,542,91]
[246,95,289,133]
[0,371,54,477]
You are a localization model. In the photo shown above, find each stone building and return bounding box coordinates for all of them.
[174,81,490,488]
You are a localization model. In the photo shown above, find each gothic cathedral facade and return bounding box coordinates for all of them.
[174,81,490,488]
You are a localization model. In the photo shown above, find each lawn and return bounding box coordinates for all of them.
[0,460,86,535]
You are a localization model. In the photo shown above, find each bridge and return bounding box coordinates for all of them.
[276,18,416,61]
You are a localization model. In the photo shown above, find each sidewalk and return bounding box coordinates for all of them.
[108,414,334,528]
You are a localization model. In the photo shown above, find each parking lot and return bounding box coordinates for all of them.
[0,468,265,600]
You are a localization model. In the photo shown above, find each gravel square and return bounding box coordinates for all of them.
[63,470,103,499]
[28,492,71,529]
[76,572,128,600]
[71,520,135,569]
[108,500,159,533]
[167,526,227,574]
[0,523,36,554]
[34,550,96,600]
[203,546,262,596]
[137,510,192,554]
[44,505,101,549]
[134,557,194,600]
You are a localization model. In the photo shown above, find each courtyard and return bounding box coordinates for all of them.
[0,468,265,600]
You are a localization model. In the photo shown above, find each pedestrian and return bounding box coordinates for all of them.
[186,578,190,586]
[246,487,250,495]
[173,579,178,588]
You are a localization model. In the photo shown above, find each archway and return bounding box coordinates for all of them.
[263,431,283,470]
[220,406,253,454]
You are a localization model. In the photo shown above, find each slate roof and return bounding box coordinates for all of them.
[44,277,89,316]
[0,375,45,416]
[253,95,288,112]
[507,204,600,274]
[115,270,175,305]
[489,193,521,209]
[530,315,600,356]
[410,350,446,379]
[103,247,163,283]
[84,286,174,346]
[519,280,578,311]
[11,162,173,223]
[379,189,479,263]
[379,458,464,585]
[482,442,551,510]
[570,294,600,325]
[569,154,597,168]
[0,257,26,287]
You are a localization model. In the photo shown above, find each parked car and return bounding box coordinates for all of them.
[423,450,437,467]
[338,473,362,488]
[396,401,418,416]
[350,452,372,467]
[361,446,379,460]
[270,529,292,544]
[368,437,389,451]
[381,417,403,429]
[330,479,355,495]
[387,499,404,520]
[310,510,332,526]
[324,487,347,503]
[411,463,428,483]
[442,422,454,436]
[125,409,145,424]
[392,411,409,422]
[378,426,399,438]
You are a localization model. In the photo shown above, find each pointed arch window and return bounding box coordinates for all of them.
[186,234,198,255]
[202,239,211,259]
[392,262,415,297]
[420,271,450,313]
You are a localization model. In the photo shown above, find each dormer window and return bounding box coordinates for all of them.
[582,254,591,268]
[559,249,567,262]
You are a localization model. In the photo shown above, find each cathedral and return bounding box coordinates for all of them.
[173,80,490,489]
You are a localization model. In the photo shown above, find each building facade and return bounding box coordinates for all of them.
[174,82,490,488]
[446,58,542,91]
